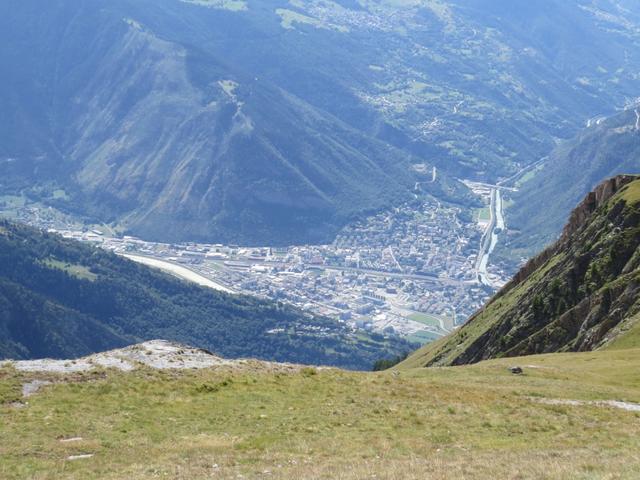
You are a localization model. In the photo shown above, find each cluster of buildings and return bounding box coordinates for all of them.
[3,192,511,346]
[302,2,403,32]
[333,199,482,281]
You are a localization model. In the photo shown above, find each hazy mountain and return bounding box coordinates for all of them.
[504,109,640,260]
[402,175,640,367]
[0,0,434,245]
[3,0,640,244]
[0,220,412,368]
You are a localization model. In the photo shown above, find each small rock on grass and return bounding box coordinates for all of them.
[67,454,94,461]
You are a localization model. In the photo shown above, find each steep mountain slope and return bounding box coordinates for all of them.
[0,220,412,369]
[505,108,640,258]
[3,0,640,244]
[402,175,640,368]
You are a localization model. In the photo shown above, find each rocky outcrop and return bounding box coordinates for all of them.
[559,174,638,242]
[0,340,308,374]
[495,175,638,302]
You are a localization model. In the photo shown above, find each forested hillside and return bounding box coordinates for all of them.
[505,109,640,259]
[0,221,412,369]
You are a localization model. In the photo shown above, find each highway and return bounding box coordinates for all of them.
[466,181,517,192]
[497,157,547,189]
[475,188,504,287]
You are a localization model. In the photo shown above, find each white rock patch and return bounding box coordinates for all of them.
[2,340,235,373]
[531,397,640,412]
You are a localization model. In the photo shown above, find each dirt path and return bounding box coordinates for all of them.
[531,397,640,412]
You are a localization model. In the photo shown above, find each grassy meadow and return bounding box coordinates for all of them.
[2,348,640,479]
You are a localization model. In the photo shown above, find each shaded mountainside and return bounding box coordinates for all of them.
[504,108,640,259]
[402,175,640,368]
[0,221,413,369]
[0,0,464,246]
[4,0,640,244]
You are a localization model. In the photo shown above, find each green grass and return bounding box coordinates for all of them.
[408,313,441,328]
[0,195,26,210]
[52,189,69,200]
[276,8,347,32]
[2,349,640,479]
[407,330,440,344]
[606,313,640,351]
[179,0,247,11]
[218,79,238,97]
[474,207,491,222]
[515,166,543,188]
[619,179,640,205]
[42,259,98,282]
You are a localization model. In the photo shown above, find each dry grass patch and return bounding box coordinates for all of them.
[1,349,640,479]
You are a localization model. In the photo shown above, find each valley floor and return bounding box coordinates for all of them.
[2,349,640,479]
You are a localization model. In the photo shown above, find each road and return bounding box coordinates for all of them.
[475,188,504,287]
[497,157,547,189]
[414,167,438,192]
[466,181,517,192]
[209,257,469,287]
[322,265,469,287]
[122,254,236,294]
[385,246,403,271]
[472,156,545,287]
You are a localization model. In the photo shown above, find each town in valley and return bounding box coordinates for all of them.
[1,184,512,345]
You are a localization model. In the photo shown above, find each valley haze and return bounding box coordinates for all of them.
[1,1,640,479]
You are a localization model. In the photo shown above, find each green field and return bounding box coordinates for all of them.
[52,189,69,200]
[408,313,441,328]
[179,0,247,11]
[0,195,26,211]
[42,259,99,282]
[515,164,545,188]
[474,207,491,222]
[407,330,441,344]
[2,348,640,479]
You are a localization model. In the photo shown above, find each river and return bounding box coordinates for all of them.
[121,254,236,294]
